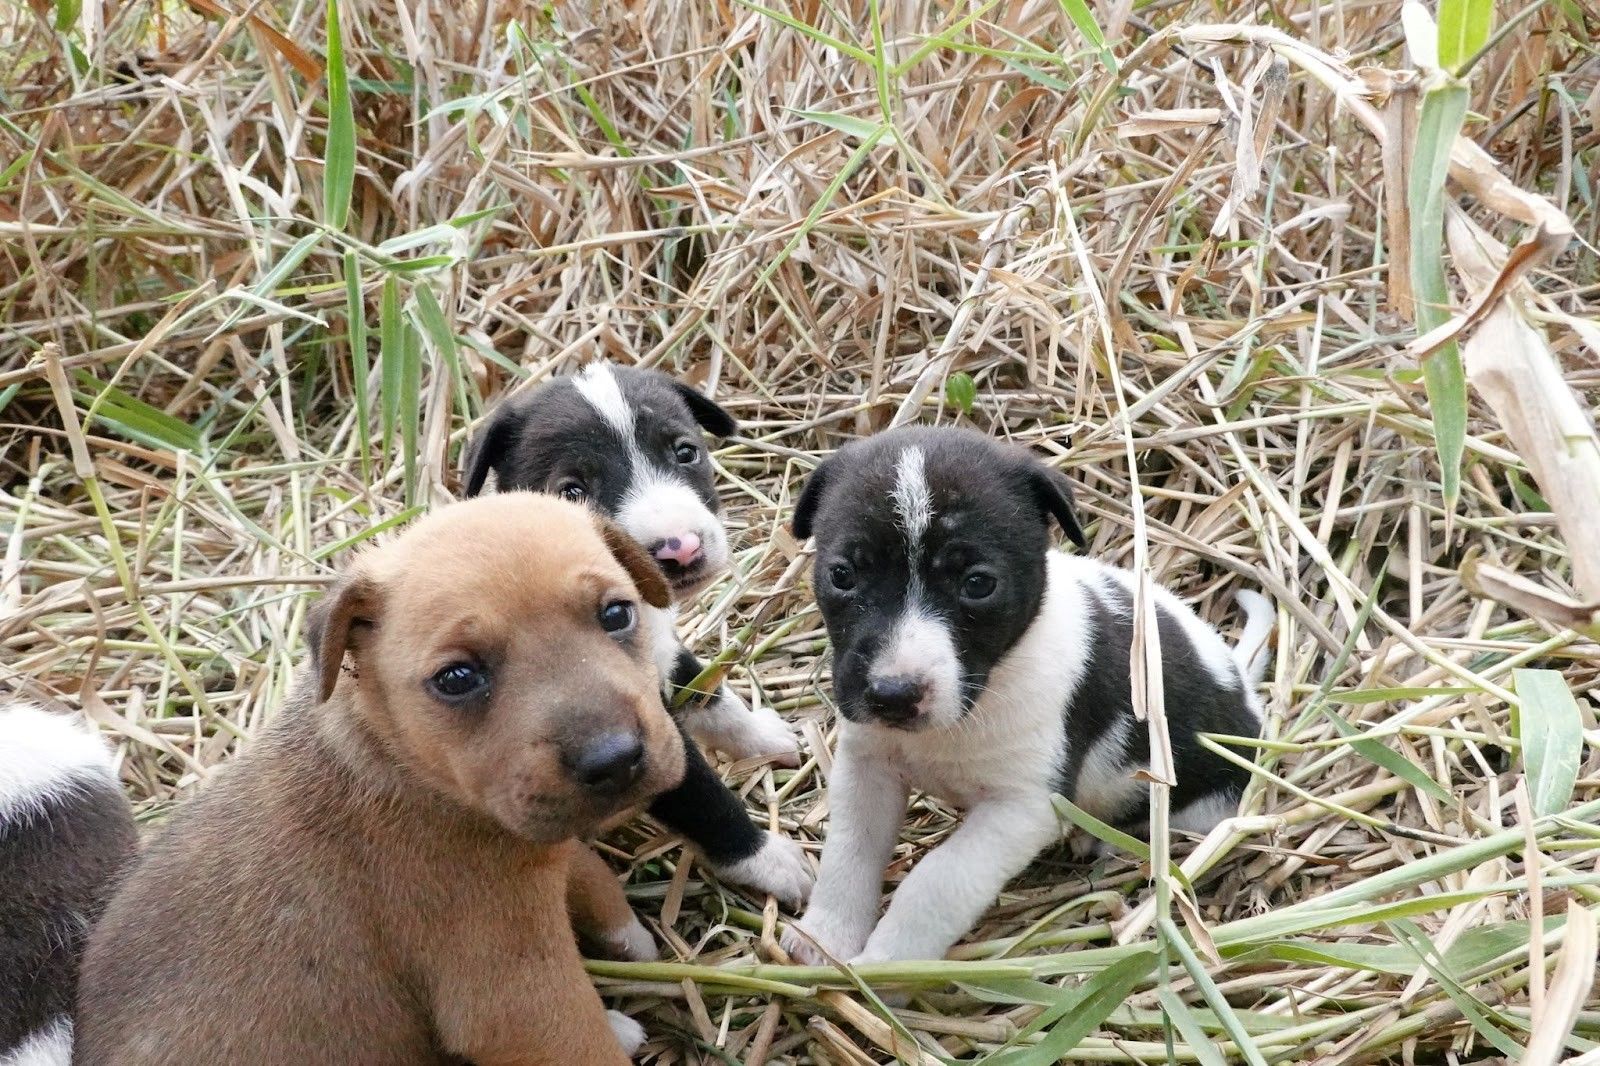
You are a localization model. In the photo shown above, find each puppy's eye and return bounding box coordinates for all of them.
[829,562,857,592]
[599,601,636,635]
[558,481,588,503]
[673,442,699,465]
[429,661,488,701]
[962,571,997,600]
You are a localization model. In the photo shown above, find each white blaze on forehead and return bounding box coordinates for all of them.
[572,363,635,439]
[891,446,932,555]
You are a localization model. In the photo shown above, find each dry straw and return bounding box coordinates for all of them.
[3,0,1599,1061]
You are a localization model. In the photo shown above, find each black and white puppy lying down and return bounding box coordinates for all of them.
[782,426,1272,965]
[465,362,811,908]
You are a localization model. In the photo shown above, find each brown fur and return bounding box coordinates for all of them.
[77,494,685,1065]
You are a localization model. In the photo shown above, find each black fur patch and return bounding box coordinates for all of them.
[1,775,135,1054]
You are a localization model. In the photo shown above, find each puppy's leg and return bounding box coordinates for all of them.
[567,845,656,962]
[781,744,908,966]
[668,648,800,767]
[851,795,1059,965]
[647,723,813,908]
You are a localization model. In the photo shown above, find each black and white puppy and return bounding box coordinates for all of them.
[781,427,1272,965]
[465,362,811,908]
[1,703,136,1066]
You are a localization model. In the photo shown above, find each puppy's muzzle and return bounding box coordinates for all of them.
[564,730,647,794]
[865,675,926,726]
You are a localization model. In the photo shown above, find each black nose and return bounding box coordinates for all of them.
[566,731,646,793]
[866,676,925,723]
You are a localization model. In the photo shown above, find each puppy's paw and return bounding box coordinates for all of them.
[735,702,803,767]
[1066,828,1107,862]
[606,1011,647,1057]
[692,691,802,767]
[712,832,814,909]
[604,916,659,962]
[780,909,870,966]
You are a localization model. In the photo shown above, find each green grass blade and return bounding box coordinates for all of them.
[1055,0,1116,71]
[1389,919,1525,1056]
[981,950,1157,1064]
[343,251,370,484]
[1161,916,1269,1066]
[379,274,402,459]
[1407,82,1470,513]
[323,0,356,230]
[400,316,422,507]
[1513,669,1584,817]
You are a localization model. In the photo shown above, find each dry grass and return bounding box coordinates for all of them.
[4,0,1600,1061]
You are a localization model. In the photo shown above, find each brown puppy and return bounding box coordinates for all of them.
[77,494,685,1066]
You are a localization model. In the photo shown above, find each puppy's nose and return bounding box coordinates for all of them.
[866,676,925,724]
[566,731,647,793]
[651,532,703,572]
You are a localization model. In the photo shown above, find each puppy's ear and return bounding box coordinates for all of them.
[306,573,379,703]
[1029,463,1089,550]
[668,381,737,438]
[462,402,522,498]
[792,456,834,541]
[597,519,672,610]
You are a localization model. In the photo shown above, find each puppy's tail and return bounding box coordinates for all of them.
[1231,590,1275,686]
[0,701,137,1066]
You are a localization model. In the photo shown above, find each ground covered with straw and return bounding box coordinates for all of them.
[4,0,1600,1062]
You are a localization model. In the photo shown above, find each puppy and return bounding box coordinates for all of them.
[781,427,1272,966]
[0,704,136,1066]
[76,495,685,1065]
[466,362,811,907]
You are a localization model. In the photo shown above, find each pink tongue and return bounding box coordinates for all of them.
[654,532,702,567]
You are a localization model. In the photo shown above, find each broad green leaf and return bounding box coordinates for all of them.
[323,0,356,230]
[1513,669,1583,817]
[1157,990,1233,1066]
[1437,0,1494,74]
[1407,81,1470,512]
[1389,919,1525,1056]
[55,0,79,32]
[945,372,976,414]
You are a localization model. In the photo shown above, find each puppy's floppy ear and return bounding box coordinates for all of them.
[668,381,737,438]
[462,401,522,498]
[1028,462,1089,550]
[792,456,835,541]
[597,518,672,610]
[306,572,380,703]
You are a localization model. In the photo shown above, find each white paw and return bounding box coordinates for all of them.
[689,691,802,767]
[780,909,871,966]
[607,1011,647,1057]
[605,917,659,962]
[711,832,814,909]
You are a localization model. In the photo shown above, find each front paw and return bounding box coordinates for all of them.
[710,832,814,909]
[736,702,803,767]
[606,1011,647,1057]
[780,909,870,966]
[694,691,802,767]
[602,916,658,962]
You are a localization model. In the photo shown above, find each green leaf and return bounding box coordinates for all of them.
[1437,0,1494,74]
[343,251,370,484]
[1315,706,1454,804]
[1162,917,1268,1066]
[400,319,422,507]
[379,274,403,457]
[944,372,976,414]
[323,0,356,230]
[790,108,883,141]
[1389,919,1525,1056]
[982,950,1157,1064]
[1051,795,1148,860]
[1513,669,1584,817]
[1407,81,1470,512]
[55,0,80,32]
[1054,0,1116,71]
